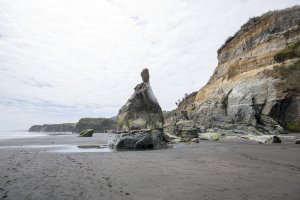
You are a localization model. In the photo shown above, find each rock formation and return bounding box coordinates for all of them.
[117,68,164,131]
[112,68,165,149]
[74,118,116,133]
[79,129,93,137]
[29,123,76,132]
[165,6,300,139]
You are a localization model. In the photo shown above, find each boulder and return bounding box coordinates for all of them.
[114,129,165,150]
[164,133,182,143]
[113,68,165,149]
[189,138,199,143]
[199,132,222,141]
[175,120,198,139]
[264,136,281,144]
[79,129,93,137]
[240,134,281,144]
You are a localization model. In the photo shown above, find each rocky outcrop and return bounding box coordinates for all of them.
[29,123,76,132]
[112,68,165,149]
[166,6,300,137]
[74,118,116,133]
[117,68,164,131]
[79,129,93,137]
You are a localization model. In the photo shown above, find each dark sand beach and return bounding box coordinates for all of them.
[0,133,299,200]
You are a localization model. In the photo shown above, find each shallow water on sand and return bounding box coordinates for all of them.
[0,144,113,153]
[51,145,113,153]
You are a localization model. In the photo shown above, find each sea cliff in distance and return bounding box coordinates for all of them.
[29,123,76,132]
[29,117,116,133]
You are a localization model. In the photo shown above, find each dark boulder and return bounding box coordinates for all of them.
[264,136,281,144]
[79,129,93,137]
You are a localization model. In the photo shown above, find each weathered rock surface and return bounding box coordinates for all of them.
[164,132,182,143]
[165,6,300,137]
[75,118,116,133]
[29,123,76,132]
[113,68,165,149]
[264,136,281,144]
[79,129,93,137]
[240,134,282,144]
[117,68,164,131]
[199,132,223,141]
[112,129,165,149]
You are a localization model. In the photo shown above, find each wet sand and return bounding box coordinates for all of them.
[0,133,299,200]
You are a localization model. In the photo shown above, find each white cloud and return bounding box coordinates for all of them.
[0,0,298,131]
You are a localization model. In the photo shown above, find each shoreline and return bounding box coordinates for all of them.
[0,133,299,200]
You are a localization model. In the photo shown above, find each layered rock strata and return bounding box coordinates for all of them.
[166,6,300,138]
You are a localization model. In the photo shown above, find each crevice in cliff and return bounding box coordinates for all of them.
[221,89,232,116]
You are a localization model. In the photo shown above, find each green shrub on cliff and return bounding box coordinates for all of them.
[75,118,116,133]
[274,41,300,62]
[287,121,300,132]
[287,59,300,70]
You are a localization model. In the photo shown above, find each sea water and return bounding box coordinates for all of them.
[0,131,51,140]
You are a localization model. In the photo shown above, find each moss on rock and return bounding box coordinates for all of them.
[287,121,300,132]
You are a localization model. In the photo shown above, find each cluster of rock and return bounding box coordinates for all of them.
[164,6,300,142]
[110,68,166,149]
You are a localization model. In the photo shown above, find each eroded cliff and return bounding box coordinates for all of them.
[167,6,300,138]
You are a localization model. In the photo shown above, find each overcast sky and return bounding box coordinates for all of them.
[0,0,298,131]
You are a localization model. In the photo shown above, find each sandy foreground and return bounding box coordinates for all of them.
[0,133,299,200]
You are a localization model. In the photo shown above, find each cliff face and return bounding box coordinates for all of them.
[74,118,117,133]
[29,117,117,133]
[168,6,300,137]
[29,123,76,132]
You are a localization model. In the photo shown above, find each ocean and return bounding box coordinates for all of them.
[0,131,48,140]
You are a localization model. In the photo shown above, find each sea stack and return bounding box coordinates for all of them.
[113,68,165,149]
